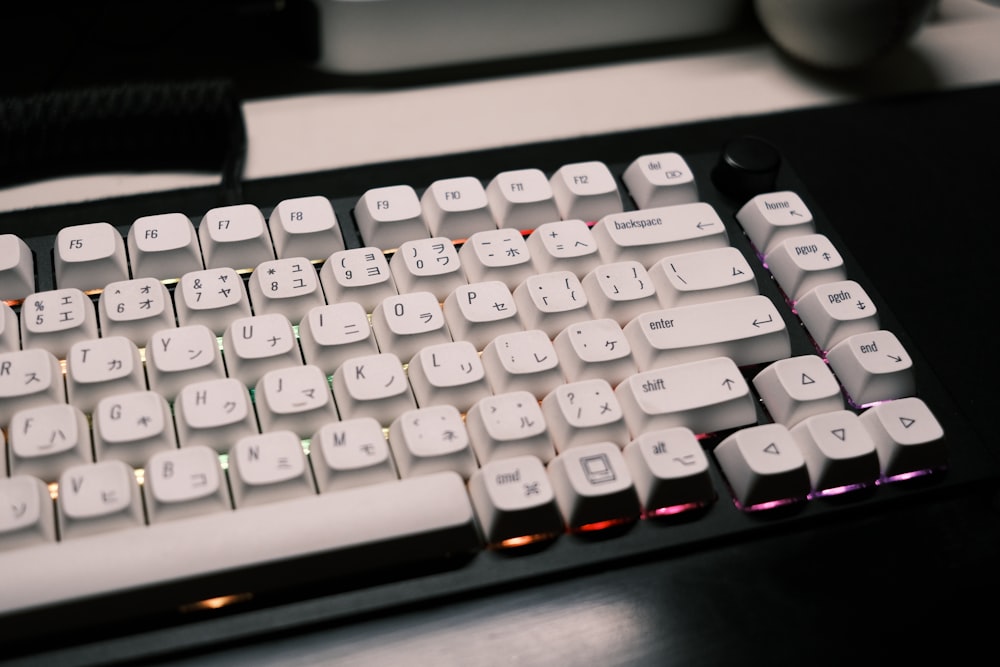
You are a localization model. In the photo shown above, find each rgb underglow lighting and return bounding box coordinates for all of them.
[574,516,635,533]
[807,481,871,499]
[877,467,941,484]
[732,495,803,513]
[495,532,560,549]
[179,593,253,613]
[643,500,708,519]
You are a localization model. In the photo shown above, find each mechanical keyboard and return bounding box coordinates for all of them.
[1,87,999,666]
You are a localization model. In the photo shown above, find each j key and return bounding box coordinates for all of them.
[54,222,129,292]
[127,213,204,280]
[254,364,338,437]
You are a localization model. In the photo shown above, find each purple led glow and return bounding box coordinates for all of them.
[877,467,944,484]
[731,495,804,513]
[642,500,708,519]
[807,481,872,499]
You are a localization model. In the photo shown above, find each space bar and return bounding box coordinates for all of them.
[0,471,479,616]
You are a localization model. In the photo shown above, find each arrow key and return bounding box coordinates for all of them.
[859,397,946,480]
[790,410,880,495]
[714,423,810,510]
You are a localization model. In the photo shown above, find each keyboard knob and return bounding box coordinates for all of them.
[711,136,781,201]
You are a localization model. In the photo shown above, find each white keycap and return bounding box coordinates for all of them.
[622,152,699,209]
[465,391,555,463]
[468,455,563,547]
[735,191,815,254]
[319,246,397,312]
[0,348,66,425]
[1,472,477,617]
[616,357,757,436]
[827,330,914,407]
[459,228,534,289]
[752,355,844,427]
[57,459,145,539]
[248,257,325,321]
[406,340,491,412]
[553,318,636,386]
[624,295,790,370]
[527,219,601,277]
[442,280,522,350]
[0,475,57,551]
[0,302,19,353]
[143,445,231,523]
[221,313,302,386]
[482,329,564,399]
[582,260,659,326]
[254,364,338,437]
[198,204,275,270]
[388,404,478,479]
[20,287,99,359]
[370,291,451,361]
[420,176,496,239]
[227,431,315,508]
[311,418,398,492]
[65,336,146,414]
[591,203,728,267]
[764,233,846,302]
[97,278,175,345]
[714,423,811,510]
[0,234,36,302]
[796,280,880,352]
[389,236,465,300]
[92,390,177,467]
[7,403,91,482]
[174,377,258,453]
[175,267,252,335]
[127,213,204,280]
[859,397,946,479]
[355,185,427,250]
[549,161,624,221]
[548,441,640,532]
[54,222,129,291]
[623,427,715,516]
[331,352,416,424]
[541,379,629,453]
[268,196,345,260]
[513,270,591,338]
[144,324,226,400]
[790,410,880,494]
[297,302,378,375]
[486,168,560,230]
[650,247,758,308]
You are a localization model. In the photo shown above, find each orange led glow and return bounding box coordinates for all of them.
[179,593,253,613]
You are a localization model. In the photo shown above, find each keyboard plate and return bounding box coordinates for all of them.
[2,85,1000,665]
